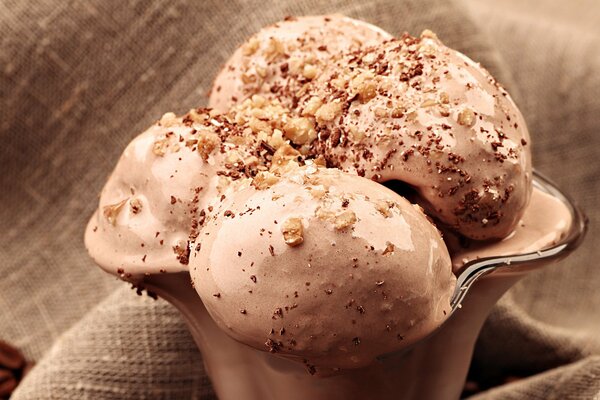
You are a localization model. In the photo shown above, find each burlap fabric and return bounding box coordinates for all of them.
[1,0,598,398]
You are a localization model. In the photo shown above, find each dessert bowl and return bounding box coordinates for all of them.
[135,171,586,400]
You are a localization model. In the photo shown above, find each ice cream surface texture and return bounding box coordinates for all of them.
[85,14,534,373]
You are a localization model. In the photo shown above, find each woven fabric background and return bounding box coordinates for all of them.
[0,0,598,398]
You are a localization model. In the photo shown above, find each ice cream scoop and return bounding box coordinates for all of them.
[189,166,455,371]
[209,15,392,113]
[300,31,532,240]
[85,104,292,277]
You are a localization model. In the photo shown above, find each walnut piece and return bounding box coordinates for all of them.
[351,72,378,103]
[302,97,322,117]
[103,199,128,226]
[242,37,260,56]
[374,200,393,218]
[197,130,221,160]
[159,112,179,127]
[281,217,304,247]
[315,101,343,124]
[334,210,357,230]
[302,64,318,80]
[283,117,316,145]
[152,139,168,157]
[270,144,301,172]
[252,171,280,190]
[382,242,395,255]
[457,108,476,127]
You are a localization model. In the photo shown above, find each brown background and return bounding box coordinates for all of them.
[1,0,599,398]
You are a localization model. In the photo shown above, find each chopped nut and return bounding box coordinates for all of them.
[374,200,393,217]
[281,217,304,246]
[159,112,179,127]
[288,56,303,75]
[334,210,357,230]
[152,139,168,157]
[130,198,142,214]
[185,108,209,124]
[315,101,343,124]
[256,66,267,78]
[351,72,378,103]
[439,92,450,104]
[242,37,260,56]
[173,240,190,265]
[313,155,327,167]
[267,129,285,149]
[391,107,405,118]
[420,29,439,40]
[382,242,395,255]
[241,73,257,85]
[264,37,285,60]
[347,125,365,142]
[103,199,128,226]
[185,138,198,148]
[457,108,476,127]
[283,117,316,145]
[196,130,221,160]
[302,63,318,80]
[249,117,272,135]
[271,144,301,172]
[302,97,323,117]
[225,150,243,164]
[252,171,280,190]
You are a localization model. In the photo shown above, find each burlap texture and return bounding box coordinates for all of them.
[0,0,598,398]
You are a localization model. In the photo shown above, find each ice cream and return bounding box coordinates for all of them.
[297,31,532,240]
[85,15,535,377]
[190,166,455,370]
[209,15,392,113]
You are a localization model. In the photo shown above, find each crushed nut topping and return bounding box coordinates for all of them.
[283,117,316,145]
[103,199,128,226]
[457,108,476,127]
[242,37,260,56]
[152,138,168,157]
[270,144,302,172]
[334,210,357,230]
[281,217,304,247]
[374,200,393,217]
[315,101,343,124]
[159,112,179,127]
[196,130,221,160]
[382,242,395,255]
[252,171,280,190]
[302,63,318,80]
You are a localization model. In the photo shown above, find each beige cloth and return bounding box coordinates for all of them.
[0,0,598,398]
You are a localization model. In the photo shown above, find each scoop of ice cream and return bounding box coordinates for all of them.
[299,31,532,240]
[84,111,221,276]
[84,104,290,277]
[209,14,391,113]
[189,166,455,371]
